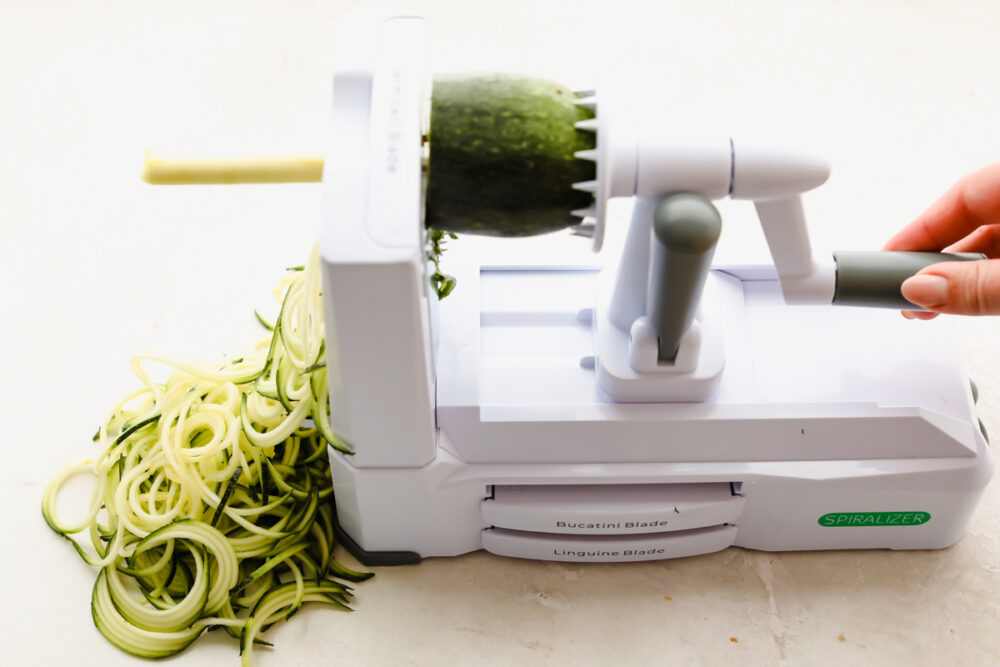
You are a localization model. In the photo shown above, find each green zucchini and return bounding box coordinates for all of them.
[425,73,596,237]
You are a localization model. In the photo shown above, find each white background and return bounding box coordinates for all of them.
[4,1,1000,665]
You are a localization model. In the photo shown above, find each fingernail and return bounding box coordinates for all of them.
[901,274,949,308]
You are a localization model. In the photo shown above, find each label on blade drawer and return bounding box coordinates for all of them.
[554,520,673,531]
[482,524,738,563]
[482,483,744,535]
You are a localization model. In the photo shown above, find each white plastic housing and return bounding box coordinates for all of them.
[330,263,993,561]
[627,317,702,374]
[320,11,436,467]
[323,10,992,566]
[597,271,726,402]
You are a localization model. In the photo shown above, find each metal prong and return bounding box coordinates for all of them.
[574,96,597,111]
[574,89,596,98]
[572,206,597,219]
[571,220,597,237]
[574,149,598,162]
[574,118,598,133]
[573,180,598,193]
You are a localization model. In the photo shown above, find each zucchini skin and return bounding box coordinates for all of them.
[425,73,596,237]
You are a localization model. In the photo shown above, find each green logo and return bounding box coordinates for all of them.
[818,512,931,527]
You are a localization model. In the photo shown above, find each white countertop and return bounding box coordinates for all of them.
[4,1,1000,665]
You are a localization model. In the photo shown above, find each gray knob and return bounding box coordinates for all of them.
[833,251,985,309]
[647,194,722,361]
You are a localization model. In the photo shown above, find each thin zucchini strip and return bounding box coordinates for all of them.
[41,460,102,535]
[211,466,243,527]
[136,520,240,614]
[92,569,207,659]
[104,543,209,632]
[230,543,310,596]
[329,559,377,583]
[240,392,311,448]
[254,310,275,331]
[241,582,352,664]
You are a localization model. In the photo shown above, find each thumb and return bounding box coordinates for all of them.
[901,259,1000,315]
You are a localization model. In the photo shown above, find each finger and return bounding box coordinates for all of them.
[883,162,1000,251]
[943,223,1000,258]
[901,309,939,320]
[900,259,1000,315]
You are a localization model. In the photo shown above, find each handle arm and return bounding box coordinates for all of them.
[832,251,985,309]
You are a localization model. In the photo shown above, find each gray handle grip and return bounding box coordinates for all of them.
[647,194,722,360]
[833,251,986,309]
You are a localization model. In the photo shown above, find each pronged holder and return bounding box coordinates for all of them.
[595,194,726,403]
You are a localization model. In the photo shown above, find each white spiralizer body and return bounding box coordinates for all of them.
[321,11,993,565]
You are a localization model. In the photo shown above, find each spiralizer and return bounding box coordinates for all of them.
[315,11,994,564]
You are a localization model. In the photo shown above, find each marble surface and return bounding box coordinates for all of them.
[4,1,1000,665]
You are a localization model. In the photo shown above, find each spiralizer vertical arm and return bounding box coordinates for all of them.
[571,93,982,401]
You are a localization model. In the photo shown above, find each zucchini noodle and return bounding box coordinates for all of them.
[42,245,371,666]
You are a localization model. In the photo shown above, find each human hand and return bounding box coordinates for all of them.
[883,163,1000,319]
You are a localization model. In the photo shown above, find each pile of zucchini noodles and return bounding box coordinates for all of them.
[42,245,370,665]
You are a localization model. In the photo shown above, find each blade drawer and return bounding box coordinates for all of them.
[482,524,738,562]
[481,482,743,535]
